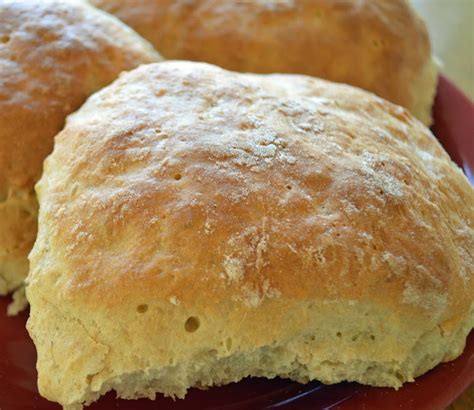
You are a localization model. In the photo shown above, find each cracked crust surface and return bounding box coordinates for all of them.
[90,0,438,125]
[26,61,473,408]
[0,0,161,298]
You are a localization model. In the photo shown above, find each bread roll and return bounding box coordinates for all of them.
[0,0,161,312]
[26,61,473,409]
[90,0,438,125]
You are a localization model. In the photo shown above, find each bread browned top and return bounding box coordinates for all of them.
[30,61,473,335]
[90,0,437,123]
[0,0,160,193]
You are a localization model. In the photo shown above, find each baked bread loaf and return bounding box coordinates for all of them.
[0,0,161,312]
[90,0,438,125]
[26,61,473,409]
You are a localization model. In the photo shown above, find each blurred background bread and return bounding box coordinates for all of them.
[90,0,439,124]
[26,61,473,409]
[0,0,161,313]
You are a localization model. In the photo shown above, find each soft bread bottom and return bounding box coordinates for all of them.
[79,319,471,407]
[27,296,474,410]
[7,286,27,315]
[410,57,439,126]
[0,186,37,314]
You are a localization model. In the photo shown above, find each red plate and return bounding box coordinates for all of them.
[1,76,473,410]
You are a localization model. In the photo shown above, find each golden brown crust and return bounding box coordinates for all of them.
[32,61,473,321]
[0,0,161,295]
[27,61,473,407]
[90,0,438,124]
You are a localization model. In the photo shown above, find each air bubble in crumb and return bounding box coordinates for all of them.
[136,304,148,313]
[185,316,200,332]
